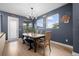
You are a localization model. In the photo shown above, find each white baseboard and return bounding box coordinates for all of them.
[72,51,79,56]
[51,41,73,49]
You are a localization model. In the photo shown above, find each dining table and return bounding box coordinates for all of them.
[22,33,45,52]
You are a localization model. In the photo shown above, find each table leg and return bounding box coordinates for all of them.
[34,39,37,52]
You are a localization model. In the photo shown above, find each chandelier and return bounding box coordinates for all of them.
[28,7,37,20]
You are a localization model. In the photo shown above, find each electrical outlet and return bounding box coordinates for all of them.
[65,39,68,42]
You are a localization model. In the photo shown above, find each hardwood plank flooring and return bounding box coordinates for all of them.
[2,39,73,56]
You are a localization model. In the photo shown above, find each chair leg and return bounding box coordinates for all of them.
[49,45,51,55]
[43,46,45,56]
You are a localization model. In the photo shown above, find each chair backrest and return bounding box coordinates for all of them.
[44,32,51,48]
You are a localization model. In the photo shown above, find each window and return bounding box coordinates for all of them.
[23,22,33,33]
[46,13,59,29]
[28,23,32,27]
[36,18,43,28]
[23,23,27,33]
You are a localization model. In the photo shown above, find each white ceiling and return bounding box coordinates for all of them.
[0,3,67,17]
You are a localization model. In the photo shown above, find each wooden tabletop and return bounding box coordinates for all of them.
[23,33,45,39]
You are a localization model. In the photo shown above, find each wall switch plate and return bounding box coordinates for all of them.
[66,39,68,42]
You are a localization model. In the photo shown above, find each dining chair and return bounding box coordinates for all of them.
[37,31,51,56]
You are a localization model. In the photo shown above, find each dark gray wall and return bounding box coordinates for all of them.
[1,12,8,39]
[73,3,79,53]
[0,14,1,32]
[37,4,73,46]
[0,11,27,40]
[19,16,26,38]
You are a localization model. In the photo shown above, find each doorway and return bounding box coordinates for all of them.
[8,16,19,41]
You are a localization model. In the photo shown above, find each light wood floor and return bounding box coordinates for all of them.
[2,39,73,56]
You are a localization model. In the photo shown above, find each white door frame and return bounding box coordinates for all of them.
[8,16,19,40]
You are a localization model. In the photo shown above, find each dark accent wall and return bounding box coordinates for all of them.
[19,16,26,38]
[37,4,73,46]
[0,14,1,32]
[1,12,8,39]
[0,11,27,40]
[73,3,79,53]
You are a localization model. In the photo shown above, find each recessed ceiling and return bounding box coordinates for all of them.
[0,3,67,17]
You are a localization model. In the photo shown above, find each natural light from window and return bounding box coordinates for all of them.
[36,18,43,28]
[46,13,59,29]
[28,23,32,27]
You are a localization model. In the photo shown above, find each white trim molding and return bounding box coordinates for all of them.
[51,41,73,49]
[72,51,79,56]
